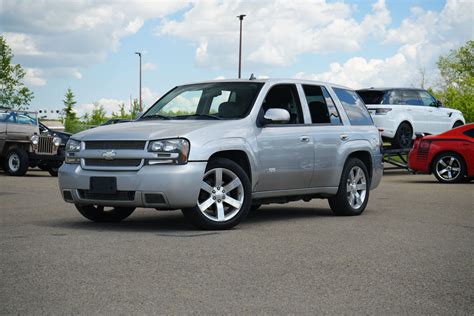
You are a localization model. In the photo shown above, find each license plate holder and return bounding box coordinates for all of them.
[89,177,117,194]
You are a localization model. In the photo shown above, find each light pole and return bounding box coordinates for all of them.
[237,14,246,79]
[134,51,142,112]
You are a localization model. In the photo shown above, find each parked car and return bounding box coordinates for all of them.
[37,122,71,176]
[59,79,383,229]
[408,123,473,183]
[357,88,465,148]
[0,107,66,176]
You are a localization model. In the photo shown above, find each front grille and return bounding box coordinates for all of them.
[84,159,142,167]
[85,141,146,150]
[78,190,135,201]
[37,136,55,154]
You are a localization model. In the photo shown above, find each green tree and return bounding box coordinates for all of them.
[436,40,474,123]
[63,88,78,132]
[130,98,141,119]
[0,35,34,109]
[87,102,107,125]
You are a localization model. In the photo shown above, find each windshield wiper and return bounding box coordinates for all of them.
[140,114,171,120]
[175,114,222,120]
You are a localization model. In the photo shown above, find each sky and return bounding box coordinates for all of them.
[1,0,473,117]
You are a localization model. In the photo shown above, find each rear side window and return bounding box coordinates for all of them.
[463,129,474,138]
[388,90,423,106]
[357,90,386,104]
[333,88,373,126]
[303,85,341,125]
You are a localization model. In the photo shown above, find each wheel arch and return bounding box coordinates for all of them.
[208,150,252,183]
[346,150,373,180]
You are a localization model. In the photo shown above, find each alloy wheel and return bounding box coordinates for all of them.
[346,166,367,209]
[198,167,244,222]
[435,156,461,181]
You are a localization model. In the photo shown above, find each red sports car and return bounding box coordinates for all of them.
[408,123,474,183]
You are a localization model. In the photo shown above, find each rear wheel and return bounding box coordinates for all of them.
[392,122,413,149]
[182,158,251,230]
[75,204,135,222]
[432,152,466,183]
[4,147,29,176]
[329,158,370,216]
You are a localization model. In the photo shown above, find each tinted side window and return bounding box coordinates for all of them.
[463,129,474,138]
[333,88,373,126]
[303,85,341,125]
[389,90,423,105]
[262,84,303,124]
[418,91,437,107]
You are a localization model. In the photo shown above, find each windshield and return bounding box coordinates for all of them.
[141,82,264,120]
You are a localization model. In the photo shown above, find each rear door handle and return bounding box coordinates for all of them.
[300,136,310,143]
[340,134,349,141]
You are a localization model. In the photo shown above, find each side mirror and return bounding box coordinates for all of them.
[263,108,290,124]
[436,100,442,107]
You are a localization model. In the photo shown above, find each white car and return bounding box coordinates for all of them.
[357,88,465,148]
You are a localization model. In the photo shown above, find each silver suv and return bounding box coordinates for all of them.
[59,79,383,229]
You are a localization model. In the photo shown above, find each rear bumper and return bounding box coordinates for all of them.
[370,115,398,139]
[58,162,207,209]
[371,153,383,190]
[407,150,430,174]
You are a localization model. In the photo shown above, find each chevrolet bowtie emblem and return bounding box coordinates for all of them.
[102,150,116,160]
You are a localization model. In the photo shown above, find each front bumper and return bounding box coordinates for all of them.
[371,153,383,190]
[58,162,207,209]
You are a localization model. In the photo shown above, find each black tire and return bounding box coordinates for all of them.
[48,167,58,177]
[181,158,252,230]
[452,121,463,129]
[392,122,413,149]
[432,152,466,183]
[3,147,29,176]
[328,158,370,216]
[75,204,135,222]
[38,164,49,171]
[250,204,262,212]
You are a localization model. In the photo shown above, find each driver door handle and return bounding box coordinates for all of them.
[300,136,310,143]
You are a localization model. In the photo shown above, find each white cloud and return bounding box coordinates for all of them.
[157,0,391,68]
[142,62,157,71]
[75,98,127,117]
[141,87,160,108]
[24,68,46,86]
[295,0,473,89]
[0,0,190,81]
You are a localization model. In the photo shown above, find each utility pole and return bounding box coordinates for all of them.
[134,52,142,112]
[237,14,246,79]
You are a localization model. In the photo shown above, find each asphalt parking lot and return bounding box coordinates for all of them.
[0,169,472,314]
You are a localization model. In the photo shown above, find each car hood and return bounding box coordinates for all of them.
[72,120,227,141]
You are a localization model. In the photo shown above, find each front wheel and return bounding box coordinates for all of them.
[75,204,135,222]
[48,167,59,177]
[432,152,466,183]
[182,158,251,230]
[328,158,370,216]
[4,147,29,176]
[452,121,463,129]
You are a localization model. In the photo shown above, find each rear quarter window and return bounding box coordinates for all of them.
[333,88,373,126]
[463,129,474,138]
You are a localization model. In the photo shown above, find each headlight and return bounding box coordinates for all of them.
[147,138,190,164]
[65,139,81,152]
[53,137,61,147]
[65,139,81,164]
[31,135,39,145]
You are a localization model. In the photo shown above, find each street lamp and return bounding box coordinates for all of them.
[237,14,246,79]
[134,51,142,112]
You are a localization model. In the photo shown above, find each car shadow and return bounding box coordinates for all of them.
[42,206,335,233]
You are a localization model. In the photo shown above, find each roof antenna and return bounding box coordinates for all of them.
[249,73,256,80]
